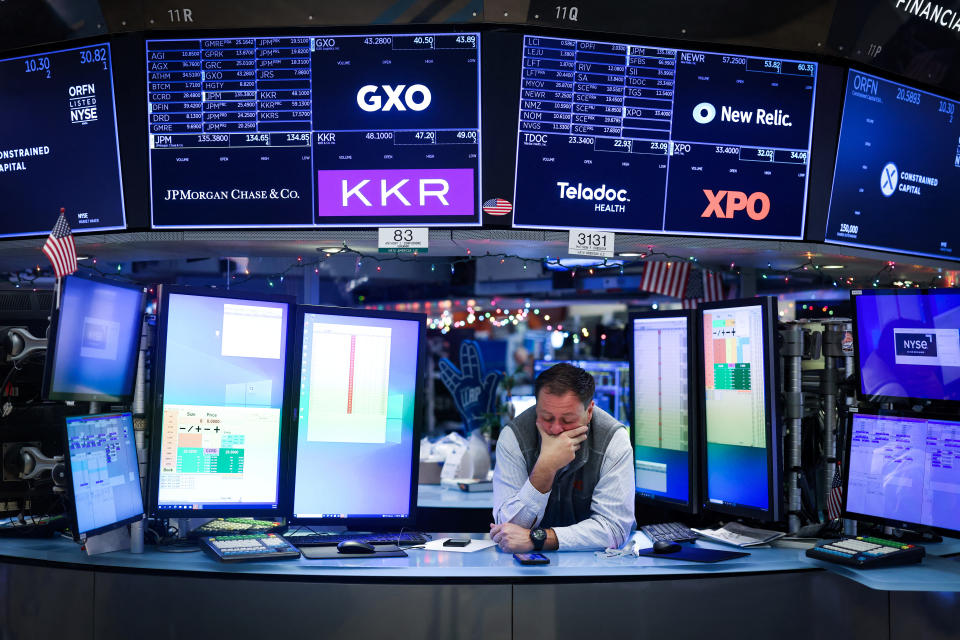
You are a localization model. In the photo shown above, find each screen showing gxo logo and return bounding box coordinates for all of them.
[357,84,432,112]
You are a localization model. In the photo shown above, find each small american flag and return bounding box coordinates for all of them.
[827,459,843,520]
[482,198,512,216]
[681,268,725,308]
[42,209,77,278]
[640,261,691,298]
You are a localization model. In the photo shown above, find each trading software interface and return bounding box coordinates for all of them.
[846,413,960,533]
[514,35,817,238]
[292,312,420,519]
[66,413,143,535]
[147,33,481,227]
[632,316,690,504]
[702,304,770,510]
[854,290,960,402]
[534,359,631,426]
[48,276,143,401]
[0,43,125,237]
[826,70,960,260]
[156,294,288,511]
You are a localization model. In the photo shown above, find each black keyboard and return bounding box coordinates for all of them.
[806,536,925,568]
[283,530,430,547]
[640,522,700,544]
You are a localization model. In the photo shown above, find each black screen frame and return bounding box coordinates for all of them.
[42,272,146,404]
[286,304,426,530]
[698,296,783,523]
[63,411,144,540]
[841,408,960,539]
[147,285,296,519]
[627,309,700,515]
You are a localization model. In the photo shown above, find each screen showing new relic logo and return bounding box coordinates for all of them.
[147,33,480,228]
[825,70,960,261]
[513,36,816,238]
[854,290,960,402]
[0,43,125,238]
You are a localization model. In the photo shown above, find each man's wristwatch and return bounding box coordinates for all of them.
[529,527,547,551]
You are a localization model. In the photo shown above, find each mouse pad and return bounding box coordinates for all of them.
[300,544,408,560]
[636,545,749,563]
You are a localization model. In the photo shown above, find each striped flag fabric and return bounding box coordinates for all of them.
[639,261,691,298]
[42,208,77,278]
[681,268,725,308]
[827,459,844,521]
[482,198,512,216]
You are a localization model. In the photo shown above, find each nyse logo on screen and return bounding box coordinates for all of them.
[895,333,938,358]
[701,190,770,220]
[317,168,474,217]
[357,84,432,112]
[68,83,98,124]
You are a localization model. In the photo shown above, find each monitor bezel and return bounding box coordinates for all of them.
[42,273,146,404]
[698,296,783,522]
[63,411,144,541]
[841,408,960,539]
[850,287,960,407]
[147,285,296,519]
[286,304,426,529]
[627,309,700,515]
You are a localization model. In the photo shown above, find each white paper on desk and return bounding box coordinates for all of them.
[425,538,497,553]
[630,531,653,555]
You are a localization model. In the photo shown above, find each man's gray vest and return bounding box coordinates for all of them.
[504,406,623,528]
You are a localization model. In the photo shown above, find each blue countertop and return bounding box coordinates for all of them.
[417,485,493,509]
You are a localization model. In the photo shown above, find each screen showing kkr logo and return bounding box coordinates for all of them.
[147,33,480,228]
[513,36,816,238]
[0,43,125,238]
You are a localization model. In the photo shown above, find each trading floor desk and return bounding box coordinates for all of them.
[1,536,958,640]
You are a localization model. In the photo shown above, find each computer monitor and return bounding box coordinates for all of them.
[288,306,425,528]
[852,288,960,403]
[64,412,143,539]
[699,297,783,522]
[629,311,699,513]
[533,360,631,426]
[148,287,294,517]
[43,274,145,403]
[510,395,537,417]
[843,411,960,538]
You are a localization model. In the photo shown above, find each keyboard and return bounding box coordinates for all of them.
[199,533,301,562]
[805,536,925,568]
[191,518,284,537]
[282,530,429,548]
[640,522,700,544]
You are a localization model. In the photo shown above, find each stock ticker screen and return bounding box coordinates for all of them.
[825,70,960,261]
[0,43,125,238]
[513,36,817,238]
[146,33,481,228]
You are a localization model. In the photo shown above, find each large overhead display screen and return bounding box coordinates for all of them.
[825,70,960,261]
[513,36,817,239]
[147,33,480,228]
[0,42,125,238]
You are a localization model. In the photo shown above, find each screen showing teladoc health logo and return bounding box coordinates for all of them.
[316,168,474,217]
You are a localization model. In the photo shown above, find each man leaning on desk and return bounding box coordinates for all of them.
[490,363,635,552]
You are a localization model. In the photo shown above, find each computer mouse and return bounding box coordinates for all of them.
[337,540,377,554]
[652,540,682,554]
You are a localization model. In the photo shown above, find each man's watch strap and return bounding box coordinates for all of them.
[530,527,547,551]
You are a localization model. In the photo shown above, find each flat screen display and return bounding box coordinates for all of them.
[66,412,143,537]
[702,303,773,514]
[631,315,692,508]
[825,70,960,260]
[0,42,125,238]
[853,289,960,402]
[147,33,480,228]
[533,359,630,426]
[845,412,960,536]
[154,292,290,513]
[513,35,817,238]
[291,309,422,521]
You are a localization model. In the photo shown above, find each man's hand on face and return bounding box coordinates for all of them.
[489,522,533,553]
[536,423,588,474]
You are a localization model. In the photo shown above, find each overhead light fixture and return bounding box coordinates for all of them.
[820,265,844,269]
[320,247,342,254]
[618,252,642,257]
[76,255,91,261]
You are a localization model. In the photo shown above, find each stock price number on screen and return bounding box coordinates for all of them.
[24,56,51,78]
[366,132,394,140]
[839,223,859,235]
[939,100,955,122]
[80,47,108,70]
[896,87,921,105]
[363,37,392,45]
[455,130,477,141]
